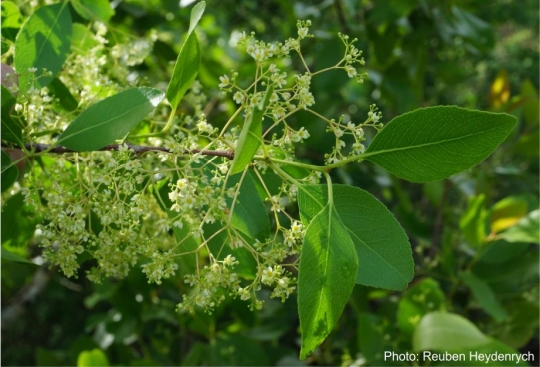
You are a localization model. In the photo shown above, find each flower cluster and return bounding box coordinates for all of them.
[5,15,383,316]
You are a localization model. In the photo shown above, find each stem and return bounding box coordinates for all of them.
[3,142,235,160]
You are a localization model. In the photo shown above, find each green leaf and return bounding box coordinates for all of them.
[298,184,413,289]
[1,150,18,193]
[71,23,98,54]
[459,271,507,322]
[397,278,446,337]
[490,196,528,234]
[1,1,22,41]
[1,246,34,264]
[77,348,109,367]
[413,312,490,351]
[71,0,115,22]
[230,85,274,175]
[499,209,539,244]
[1,84,22,145]
[364,106,517,182]
[166,1,205,110]
[227,172,270,241]
[297,202,358,359]
[57,87,164,151]
[1,2,22,28]
[492,298,539,349]
[14,2,72,94]
[48,77,78,111]
[1,39,10,55]
[459,194,487,247]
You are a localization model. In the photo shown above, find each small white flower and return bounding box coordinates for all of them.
[344,65,357,78]
[218,75,230,89]
[233,91,244,104]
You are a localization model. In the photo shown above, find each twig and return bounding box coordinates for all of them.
[2,142,235,160]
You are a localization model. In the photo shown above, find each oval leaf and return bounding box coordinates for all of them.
[413,312,490,351]
[298,202,358,359]
[166,1,205,110]
[57,87,164,151]
[14,2,72,93]
[230,85,274,175]
[364,106,517,182]
[298,184,413,290]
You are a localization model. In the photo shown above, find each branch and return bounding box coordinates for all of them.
[2,142,235,160]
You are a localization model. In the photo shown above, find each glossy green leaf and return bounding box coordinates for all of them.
[166,1,205,110]
[499,209,539,244]
[397,278,446,337]
[1,150,18,193]
[230,86,273,175]
[1,246,33,264]
[459,271,507,322]
[77,348,109,367]
[459,194,487,247]
[298,184,413,289]
[297,202,358,359]
[71,0,114,22]
[1,84,22,145]
[14,2,72,93]
[57,87,164,151]
[413,312,490,351]
[364,106,517,182]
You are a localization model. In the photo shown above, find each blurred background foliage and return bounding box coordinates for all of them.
[2,0,538,365]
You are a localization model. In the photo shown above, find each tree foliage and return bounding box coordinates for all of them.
[2,0,538,366]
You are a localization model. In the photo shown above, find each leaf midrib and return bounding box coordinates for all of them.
[58,98,147,144]
[34,2,68,63]
[364,124,505,159]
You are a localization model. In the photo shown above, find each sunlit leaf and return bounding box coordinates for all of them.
[14,2,72,93]
[57,87,164,151]
[460,194,487,247]
[230,86,273,175]
[166,1,205,110]
[77,349,109,367]
[298,184,413,289]
[489,196,527,234]
[297,201,358,359]
[499,210,540,244]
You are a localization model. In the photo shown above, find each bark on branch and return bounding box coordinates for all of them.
[2,142,235,160]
